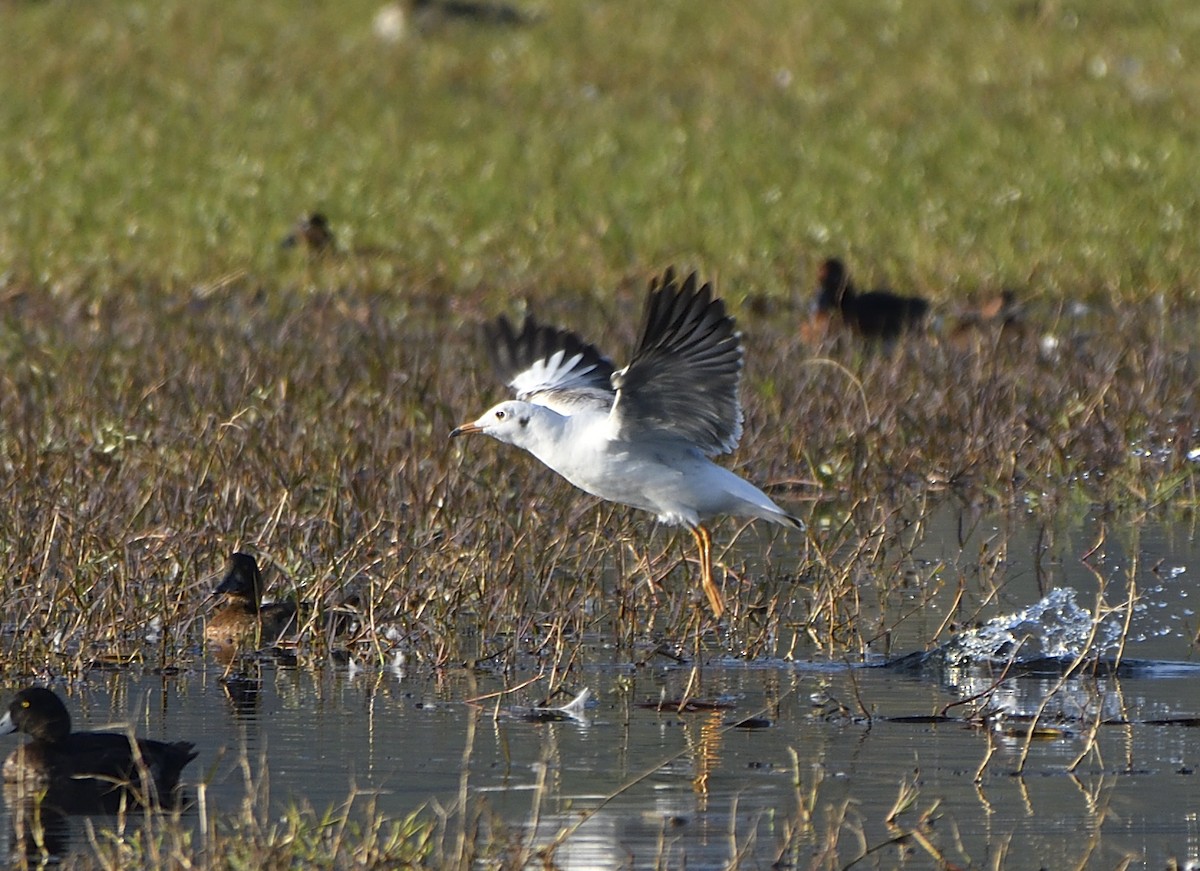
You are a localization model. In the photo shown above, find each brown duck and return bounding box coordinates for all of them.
[205,552,298,661]
[280,212,336,254]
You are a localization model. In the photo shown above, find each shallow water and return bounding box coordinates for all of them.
[2,503,1199,869]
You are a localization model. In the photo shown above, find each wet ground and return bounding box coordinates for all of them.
[2,502,1199,868]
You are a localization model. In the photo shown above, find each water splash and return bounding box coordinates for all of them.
[882,587,1128,675]
[940,590,1118,671]
[938,587,1124,668]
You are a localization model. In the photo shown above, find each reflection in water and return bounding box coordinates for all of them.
[684,710,723,806]
[220,674,263,719]
[531,802,714,871]
[5,794,72,864]
[2,781,196,865]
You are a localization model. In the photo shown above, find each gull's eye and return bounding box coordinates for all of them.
[495,410,506,421]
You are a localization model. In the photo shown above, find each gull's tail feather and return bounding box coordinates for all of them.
[780,512,805,531]
[759,502,804,531]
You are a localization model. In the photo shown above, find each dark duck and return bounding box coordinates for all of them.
[0,687,196,810]
[812,257,929,341]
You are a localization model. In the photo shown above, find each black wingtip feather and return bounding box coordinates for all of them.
[634,268,731,371]
[611,267,744,455]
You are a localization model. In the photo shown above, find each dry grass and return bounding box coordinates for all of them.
[0,0,1195,675]
[0,274,1195,678]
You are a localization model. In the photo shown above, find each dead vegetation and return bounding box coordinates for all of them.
[0,273,1195,678]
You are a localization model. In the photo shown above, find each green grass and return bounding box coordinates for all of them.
[1,0,1198,299]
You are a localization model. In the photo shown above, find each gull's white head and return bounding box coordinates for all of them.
[450,400,541,448]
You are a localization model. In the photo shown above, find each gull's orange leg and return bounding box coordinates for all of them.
[690,525,724,618]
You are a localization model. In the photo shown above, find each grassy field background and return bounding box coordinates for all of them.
[1,0,1197,300]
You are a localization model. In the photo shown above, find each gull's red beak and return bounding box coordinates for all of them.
[449,421,483,438]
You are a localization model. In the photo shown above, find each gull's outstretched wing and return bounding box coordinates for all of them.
[484,315,617,415]
[609,269,744,455]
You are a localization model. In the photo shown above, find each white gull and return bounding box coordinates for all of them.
[450,268,802,618]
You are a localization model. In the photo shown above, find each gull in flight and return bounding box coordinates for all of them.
[450,268,802,618]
